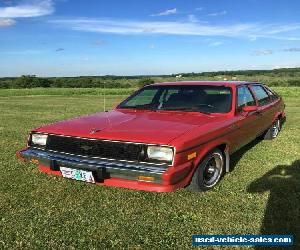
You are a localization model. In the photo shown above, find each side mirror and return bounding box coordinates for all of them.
[242,105,258,112]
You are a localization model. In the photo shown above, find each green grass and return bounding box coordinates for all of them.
[0,87,136,97]
[0,88,299,249]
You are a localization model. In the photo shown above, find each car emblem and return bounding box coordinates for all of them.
[80,145,93,151]
[90,128,101,134]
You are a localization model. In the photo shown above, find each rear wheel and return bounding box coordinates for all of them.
[187,149,224,192]
[264,119,281,140]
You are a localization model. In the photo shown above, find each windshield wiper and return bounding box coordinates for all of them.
[160,107,211,114]
[121,106,210,114]
[120,106,157,111]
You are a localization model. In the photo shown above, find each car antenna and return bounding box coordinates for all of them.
[103,81,106,112]
[103,81,112,127]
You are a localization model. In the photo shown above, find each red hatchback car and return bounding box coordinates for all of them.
[17,81,285,192]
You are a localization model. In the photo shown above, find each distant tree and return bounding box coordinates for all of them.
[49,78,64,87]
[13,75,34,88]
[137,78,155,87]
[0,80,10,88]
[12,75,50,88]
[36,78,51,87]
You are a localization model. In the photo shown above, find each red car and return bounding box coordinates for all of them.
[17,81,285,192]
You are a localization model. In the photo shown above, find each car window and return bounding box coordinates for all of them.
[158,89,179,105]
[124,88,159,107]
[237,86,256,112]
[251,85,271,106]
[263,85,279,102]
[118,85,232,113]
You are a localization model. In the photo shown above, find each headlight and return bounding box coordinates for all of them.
[147,146,174,163]
[31,133,48,146]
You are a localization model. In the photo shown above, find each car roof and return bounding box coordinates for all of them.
[151,81,261,87]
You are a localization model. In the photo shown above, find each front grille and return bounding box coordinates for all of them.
[45,135,144,162]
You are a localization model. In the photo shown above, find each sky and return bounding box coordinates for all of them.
[0,0,300,77]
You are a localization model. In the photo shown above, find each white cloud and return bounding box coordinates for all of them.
[0,0,54,18]
[0,18,15,27]
[265,35,300,41]
[93,39,106,46]
[195,7,203,11]
[151,8,177,17]
[251,47,300,56]
[50,18,255,37]
[264,24,300,35]
[283,47,300,52]
[55,48,65,52]
[149,44,155,49]
[188,14,198,23]
[49,18,300,41]
[252,49,273,56]
[207,10,227,17]
[209,41,223,47]
[273,64,300,69]
[249,36,257,41]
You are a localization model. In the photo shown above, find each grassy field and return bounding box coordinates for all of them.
[0,87,299,249]
[0,87,136,97]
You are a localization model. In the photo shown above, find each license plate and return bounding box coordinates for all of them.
[60,167,95,183]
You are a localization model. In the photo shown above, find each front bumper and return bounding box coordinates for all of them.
[18,148,193,192]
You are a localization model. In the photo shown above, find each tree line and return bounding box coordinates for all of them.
[0,75,155,89]
[0,67,300,89]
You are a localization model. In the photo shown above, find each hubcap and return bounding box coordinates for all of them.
[272,120,280,138]
[203,153,223,187]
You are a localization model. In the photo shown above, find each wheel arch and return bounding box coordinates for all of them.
[269,112,285,132]
[192,142,231,174]
[216,143,230,173]
[185,142,230,191]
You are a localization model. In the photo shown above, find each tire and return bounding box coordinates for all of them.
[263,118,281,140]
[187,148,224,192]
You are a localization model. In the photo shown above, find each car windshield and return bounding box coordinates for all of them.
[117,85,232,114]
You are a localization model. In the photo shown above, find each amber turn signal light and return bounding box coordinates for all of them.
[137,176,155,182]
[187,152,197,160]
[30,159,39,164]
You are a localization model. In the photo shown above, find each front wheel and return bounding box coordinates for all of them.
[187,149,224,192]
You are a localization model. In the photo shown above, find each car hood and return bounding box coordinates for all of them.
[35,109,218,145]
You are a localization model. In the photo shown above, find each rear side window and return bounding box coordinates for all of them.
[263,85,279,102]
[237,86,256,112]
[251,85,270,106]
